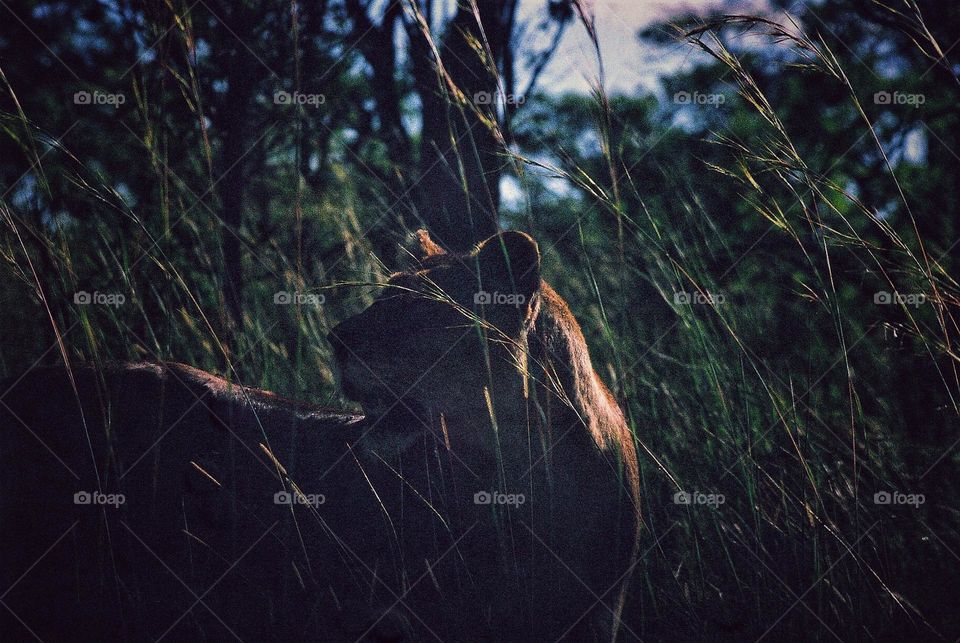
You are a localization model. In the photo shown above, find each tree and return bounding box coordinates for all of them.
[344,0,573,251]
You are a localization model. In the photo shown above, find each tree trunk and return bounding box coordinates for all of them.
[412,0,509,252]
[214,4,258,333]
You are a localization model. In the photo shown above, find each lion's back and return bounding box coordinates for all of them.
[0,361,375,642]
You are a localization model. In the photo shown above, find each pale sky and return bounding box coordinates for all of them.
[520,0,773,95]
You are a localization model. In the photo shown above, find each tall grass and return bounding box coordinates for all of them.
[1,4,958,640]
[503,12,959,639]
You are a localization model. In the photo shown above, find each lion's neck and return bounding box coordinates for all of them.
[527,283,630,453]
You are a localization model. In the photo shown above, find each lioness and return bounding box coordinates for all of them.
[0,230,640,641]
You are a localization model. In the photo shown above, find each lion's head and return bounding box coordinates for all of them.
[328,230,541,438]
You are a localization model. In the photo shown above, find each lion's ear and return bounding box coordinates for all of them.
[414,229,444,259]
[475,231,541,301]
